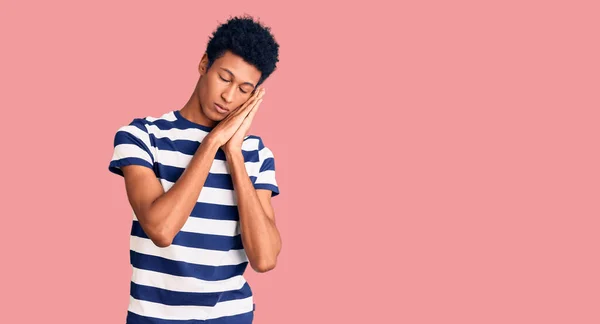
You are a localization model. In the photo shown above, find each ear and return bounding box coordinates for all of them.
[199,53,209,75]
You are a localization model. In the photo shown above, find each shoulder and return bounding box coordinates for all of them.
[242,134,265,151]
[242,135,277,167]
[142,111,179,130]
[242,134,276,154]
[114,111,178,135]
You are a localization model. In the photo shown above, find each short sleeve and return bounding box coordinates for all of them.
[253,138,280,197]
[108,118,155,177]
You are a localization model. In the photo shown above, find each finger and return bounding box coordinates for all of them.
[238,106,259,136]
[252,88,265,102]
[228,89,262,120]
[221,88,264,126]
[237,89,264,116]
[243,98,262,125]
[239,87,263,110]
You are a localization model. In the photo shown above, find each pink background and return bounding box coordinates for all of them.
[1,0,599,323]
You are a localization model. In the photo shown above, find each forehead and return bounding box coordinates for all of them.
[213,51,261,84]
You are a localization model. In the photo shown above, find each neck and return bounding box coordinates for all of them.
[179,87,216,128]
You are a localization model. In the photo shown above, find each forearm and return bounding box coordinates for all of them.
[146,139,220,244]
[226,150,281,272]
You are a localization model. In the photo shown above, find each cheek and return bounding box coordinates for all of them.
[206,79,225,97]
[236,94,252,107]
[201,82,218,102]
[198,78,208,96]
[204,83,213,98]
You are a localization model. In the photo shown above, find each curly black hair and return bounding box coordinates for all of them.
[205,15,280,86]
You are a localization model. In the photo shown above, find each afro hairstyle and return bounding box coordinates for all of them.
[205,15,280,86]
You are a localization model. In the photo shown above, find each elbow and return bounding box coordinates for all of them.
[250,244,281,273]
[145,226,174,248]
[251,259,277,273]
[136,214,175,248]
[150,235,173,248]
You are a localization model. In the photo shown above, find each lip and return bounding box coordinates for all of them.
[214,103,229,114]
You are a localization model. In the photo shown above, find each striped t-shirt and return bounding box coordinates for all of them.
[108,110,279,324]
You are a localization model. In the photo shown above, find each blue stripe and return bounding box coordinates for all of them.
[115,120,155,163]
[129,115,261,156]
[151,136,260,163]
[126,309,253,324]
[130,281,252,306]
[130,118,150,132]
[142,115,212,132]
[253,183,280,196]
[109,158,154,176]
[189,202,239,221]
[153,136,201,156]
[130,251,247,281]
[114,130,152,158]
[259,157,275,172]
[147,117,194,131]
[156,165,235,190]
[131,221,243,251]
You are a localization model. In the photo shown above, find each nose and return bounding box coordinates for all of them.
[221,85,235,104]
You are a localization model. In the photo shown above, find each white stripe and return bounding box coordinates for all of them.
[147,124,209,142]
[118,125,154,159]
[145,123,261,151]
[160,179,237,206]
[259,146,275,161]
[128,296,253,320]
[210,159,231,174]
[146,112,177,122]
[241,137,260,151]
[155,148,260,174]
[198,187,237,206]
[256,170,277,186]
[156,148,205,169]
[132,216,239,237]
[112,144,153,164]
[131,267,246,293]
[208,296,254,320]
[181,217,240,236]
[130,236,248,266]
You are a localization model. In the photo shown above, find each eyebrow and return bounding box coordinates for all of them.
[220,68,256,88]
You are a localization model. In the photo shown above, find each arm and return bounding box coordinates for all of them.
[225,150,281,273]
[122,139,220,247]
[115,90,265,247]
[221,88,281,272]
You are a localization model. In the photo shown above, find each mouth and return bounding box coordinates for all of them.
[214,103,229,114]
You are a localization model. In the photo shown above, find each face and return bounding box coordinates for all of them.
[197,51,262,124]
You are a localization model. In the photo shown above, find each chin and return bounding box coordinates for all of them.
[212,115,226,122]
[209,110,227,121]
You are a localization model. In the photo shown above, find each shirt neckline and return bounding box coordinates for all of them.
[173,109,215,132]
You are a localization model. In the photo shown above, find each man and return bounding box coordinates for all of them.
[108,16,281,324]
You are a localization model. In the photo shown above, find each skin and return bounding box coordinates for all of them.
[120,50,281,273]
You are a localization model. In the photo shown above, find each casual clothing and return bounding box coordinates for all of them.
[108,110,279,323]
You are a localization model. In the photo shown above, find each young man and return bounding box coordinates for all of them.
[108,16,281,324]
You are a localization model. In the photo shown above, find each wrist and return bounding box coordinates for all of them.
[224,149,244,163]
[199,135,221,154]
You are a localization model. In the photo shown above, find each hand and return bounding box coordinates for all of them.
[223,88,265,153]
[205,87,265,149]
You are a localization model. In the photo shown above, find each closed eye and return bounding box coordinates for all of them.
[219,74,250,94]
